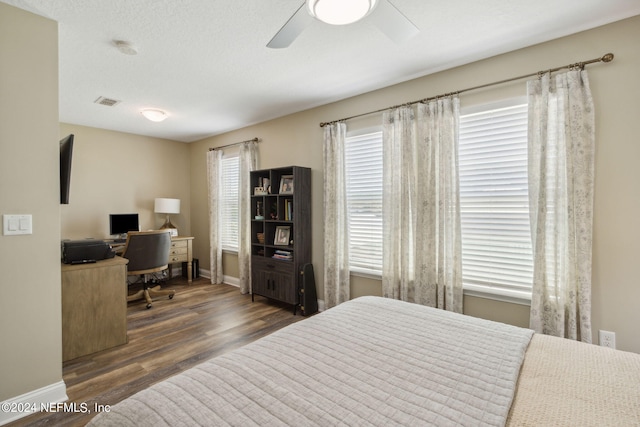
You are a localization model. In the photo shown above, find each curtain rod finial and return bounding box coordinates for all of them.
[602,53,614,63]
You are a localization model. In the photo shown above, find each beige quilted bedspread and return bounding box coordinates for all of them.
[507,334,640,426]
[88,296,640,426]
[89,296,533,426]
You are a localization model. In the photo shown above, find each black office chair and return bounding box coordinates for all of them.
[122,230,175,309]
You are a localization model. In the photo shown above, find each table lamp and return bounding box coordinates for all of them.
[154,198,180,236]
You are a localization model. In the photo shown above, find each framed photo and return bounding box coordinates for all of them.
[274,226,290,246]
[279,175,294,194]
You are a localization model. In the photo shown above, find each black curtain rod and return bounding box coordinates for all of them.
[319,52,614,127]
[209,137,260,151]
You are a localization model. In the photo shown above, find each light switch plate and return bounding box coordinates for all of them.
[3,214,32,235]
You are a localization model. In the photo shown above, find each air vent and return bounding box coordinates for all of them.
[94,96,121,107]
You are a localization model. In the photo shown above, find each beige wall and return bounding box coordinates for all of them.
[190,15,640,353]
[2,3,639,406]
[59,124,191,240]
[0,3,62,400]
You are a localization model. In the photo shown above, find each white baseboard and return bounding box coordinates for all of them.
[198,269,238,287]
[223,274,239,287]
[0,381,67,426]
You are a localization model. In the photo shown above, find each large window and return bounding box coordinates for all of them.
[458,101,533,301]
[343,101,533,301]
[345,131,383,276]
[221,155,239,251]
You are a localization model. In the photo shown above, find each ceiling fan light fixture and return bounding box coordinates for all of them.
[307,0,378,26]
[141,108,168,122]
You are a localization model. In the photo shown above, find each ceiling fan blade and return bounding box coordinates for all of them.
[369,0,420,44]
[267,3,315,49]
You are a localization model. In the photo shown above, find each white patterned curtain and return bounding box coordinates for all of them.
[527,69,595,342]
[323,122,350,308]
[206,149,223,284]
[238,141,258,294]
[382,98,463,312]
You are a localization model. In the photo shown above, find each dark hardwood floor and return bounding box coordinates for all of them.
[10,277,304,427]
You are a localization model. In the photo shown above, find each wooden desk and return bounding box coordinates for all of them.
[168,236,194,283]
[61,257,128,361]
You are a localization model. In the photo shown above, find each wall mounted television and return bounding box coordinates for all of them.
[109,213,140,237]
[59,134,74,204]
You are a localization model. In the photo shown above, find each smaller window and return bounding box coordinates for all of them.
[221,155,239,251]
[458,100,533,302]
[345,131,384,276]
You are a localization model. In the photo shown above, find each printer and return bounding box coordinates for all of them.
[62,239,116,264]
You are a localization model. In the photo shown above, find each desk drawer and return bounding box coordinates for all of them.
[170,240,188,262]
[169,254,187,263]
[171,240,188,249]
[169,238,191,264]
[170,246,187,256]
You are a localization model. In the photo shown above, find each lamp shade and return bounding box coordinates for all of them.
[154,198,180,214]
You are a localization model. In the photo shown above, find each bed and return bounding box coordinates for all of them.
[88,296,640,426]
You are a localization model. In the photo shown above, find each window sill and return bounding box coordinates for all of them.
[463,284,531,306]
[349,268,382,281]
[348,270,531,306]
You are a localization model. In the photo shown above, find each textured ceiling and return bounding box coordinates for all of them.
[3,0,640,142]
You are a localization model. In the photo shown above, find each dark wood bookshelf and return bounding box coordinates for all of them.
[250,166,311,313]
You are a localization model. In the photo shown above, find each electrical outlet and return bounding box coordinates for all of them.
[599,330,616,349]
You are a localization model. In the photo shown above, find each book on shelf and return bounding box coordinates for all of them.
[284,199,293,221]
[272,249,292,260]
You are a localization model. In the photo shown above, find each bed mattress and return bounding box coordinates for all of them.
[88,296,640,426]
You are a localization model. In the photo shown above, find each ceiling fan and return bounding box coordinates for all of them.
[267,0,419,49]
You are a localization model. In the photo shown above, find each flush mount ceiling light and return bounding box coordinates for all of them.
[307,0,378,25]
[141,108,168,122]
[113,40,138,55]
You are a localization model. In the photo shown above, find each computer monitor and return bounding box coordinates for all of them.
[109,213,139,237]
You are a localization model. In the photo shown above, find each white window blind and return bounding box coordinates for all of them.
[345,131,383,276]
[458,103,533,301]
[221,155,239,251]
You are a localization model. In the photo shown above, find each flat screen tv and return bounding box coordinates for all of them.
[60,134,74,204]
[109,213,140,236]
